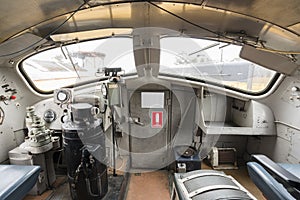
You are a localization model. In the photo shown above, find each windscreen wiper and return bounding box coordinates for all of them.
[189,43,220,56]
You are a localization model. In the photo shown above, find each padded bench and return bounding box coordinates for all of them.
[247,154,300,200]
[0,165,40,200]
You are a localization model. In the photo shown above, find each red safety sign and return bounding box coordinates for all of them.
[151,111,163,128]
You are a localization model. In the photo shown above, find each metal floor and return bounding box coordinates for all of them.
[24,176,70,200]
[24,163,265,200]
[126,170,171,200]
[124,162,266,200]
[24,174,125,200]
[201,161,266,200]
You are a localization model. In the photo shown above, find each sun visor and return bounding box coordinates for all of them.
[240,45,299,75]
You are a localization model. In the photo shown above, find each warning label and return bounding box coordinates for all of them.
[151,111,163,128]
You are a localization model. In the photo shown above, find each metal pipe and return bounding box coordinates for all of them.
[274,121,300,131]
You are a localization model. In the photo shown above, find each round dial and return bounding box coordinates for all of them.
[57,91,68,102]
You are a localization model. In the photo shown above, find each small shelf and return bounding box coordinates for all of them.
[199,89,276,136]
[205,121,241,127]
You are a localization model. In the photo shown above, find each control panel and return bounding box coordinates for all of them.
[0,75,18,105]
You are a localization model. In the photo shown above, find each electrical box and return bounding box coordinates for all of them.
[174,146,201,172]
[209,147,238,169]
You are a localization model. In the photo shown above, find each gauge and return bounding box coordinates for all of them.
[54,88,73,104]
[43,109,56,123]
[57,91,68,102]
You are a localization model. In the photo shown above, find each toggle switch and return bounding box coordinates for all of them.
[291,86,299,92]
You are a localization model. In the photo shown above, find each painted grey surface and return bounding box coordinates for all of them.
[21,76,280,168]
[247,75,300,163]
[129,89,170,169]
[1,0,300,177]
[0,67,41,163]
[199,90,275,135]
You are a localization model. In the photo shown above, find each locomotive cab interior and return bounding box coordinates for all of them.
[1,1,300,200]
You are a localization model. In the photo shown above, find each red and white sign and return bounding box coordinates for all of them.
[151,111,163,128]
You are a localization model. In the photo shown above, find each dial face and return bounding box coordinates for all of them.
[57,91,68,102]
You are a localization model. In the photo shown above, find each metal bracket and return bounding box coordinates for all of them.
[0,106,4,125]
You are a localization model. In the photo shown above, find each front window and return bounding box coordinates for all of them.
[21,37,135,92]
[21,36,277,94]
[160,37,276,93]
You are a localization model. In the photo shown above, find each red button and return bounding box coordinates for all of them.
[10,95,16,100]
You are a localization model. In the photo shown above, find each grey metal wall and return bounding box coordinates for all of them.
[247,75,300,163]
[0,67,41,163]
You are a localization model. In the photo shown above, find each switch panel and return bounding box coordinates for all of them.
[0,76,18,105]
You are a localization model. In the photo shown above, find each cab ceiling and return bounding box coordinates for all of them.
[1,0,300,44]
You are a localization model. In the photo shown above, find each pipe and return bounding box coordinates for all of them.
[274,121,300,131]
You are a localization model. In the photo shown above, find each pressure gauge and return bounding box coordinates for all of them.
[54,88,73,104]
[57,91,68,102]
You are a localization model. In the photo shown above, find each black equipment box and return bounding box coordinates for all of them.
[174,146,201,172]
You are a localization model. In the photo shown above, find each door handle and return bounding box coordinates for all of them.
[129,117,144,126]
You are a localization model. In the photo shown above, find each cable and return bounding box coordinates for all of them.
[111,109,117,177]
[147,1,237,43]
[3,1,299,58]
[147,1,220,36]
[147,1,300,56]
[0,2,87,58]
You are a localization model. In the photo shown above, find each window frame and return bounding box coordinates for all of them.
[19,36,136,94]
[159,36,279,94]
[18,36,280,95]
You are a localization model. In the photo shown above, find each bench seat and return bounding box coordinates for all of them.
[247,154,300,200]
[0,165,40,200]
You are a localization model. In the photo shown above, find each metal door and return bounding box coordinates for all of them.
[129,89,171,169]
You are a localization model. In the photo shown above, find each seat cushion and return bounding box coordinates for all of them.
[278,163,300,179]
[247,162,295,200]
[0,165,40,200]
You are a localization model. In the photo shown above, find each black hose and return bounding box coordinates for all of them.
[111,112,117,176]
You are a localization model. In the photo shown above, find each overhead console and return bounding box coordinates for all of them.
[199,88,276,135]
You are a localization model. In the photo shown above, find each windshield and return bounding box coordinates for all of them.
[160,37,276,93]
[21,37,135,92]
[21,36,276,93]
